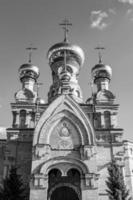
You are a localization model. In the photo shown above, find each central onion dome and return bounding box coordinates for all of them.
[47,40,85,103]
[47,42,85,67]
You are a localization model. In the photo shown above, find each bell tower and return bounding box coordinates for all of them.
[86,48,124,198]
[4,47,45,184]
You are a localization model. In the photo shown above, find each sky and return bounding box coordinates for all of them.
[0,0,133,140]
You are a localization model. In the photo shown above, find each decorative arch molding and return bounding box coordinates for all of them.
[32,156,89,176]
[33,95,95,146]
[38,112,86,147]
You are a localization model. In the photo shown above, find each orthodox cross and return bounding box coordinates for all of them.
[59,19,72,42]
[95,46,105,64]
[26,44,37,63]
[59,19,72,72]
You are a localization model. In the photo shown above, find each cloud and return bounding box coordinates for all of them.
[90,10,109,30]
[118,0,133,4]
[126,9,133,20]
[127,9,133,14]
[108,9,116,15]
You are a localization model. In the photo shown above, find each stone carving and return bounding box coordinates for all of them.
[57,122,73,149]
[58,139,73,149]
[35,145,50,158]
[85,173,99,188]
[59,122,71,138]
[33,174,48,189]
[80,146,96,160]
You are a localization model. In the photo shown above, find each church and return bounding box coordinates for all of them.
[0,21,133,200]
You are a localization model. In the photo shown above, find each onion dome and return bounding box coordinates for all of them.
[47,42,85,67]
[15,63,40,103]
[91,63,112,83]
[47,20,85,103]
[47,41,84,103]
[19,63,40,82]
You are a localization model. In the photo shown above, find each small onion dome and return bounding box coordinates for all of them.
[47,42,85,67]
[19,63,40,81]
[91,63,112,82]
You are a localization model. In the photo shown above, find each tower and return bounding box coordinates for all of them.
[4,50,44,184]
[87,49,124,199]
[30,21,99,200]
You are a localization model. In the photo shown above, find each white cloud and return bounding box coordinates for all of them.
[127,9,133,14]
[90,10,108,30]
[118,0,133,4]
[109,9,116,15]
[126,9,133,20]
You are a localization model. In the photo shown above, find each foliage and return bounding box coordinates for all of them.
[106,160,132,200]
[0,166,29,200]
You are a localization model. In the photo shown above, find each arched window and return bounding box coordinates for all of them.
[20,110,26,128]
[104,111,111,128]
[30,112,35,128]
[67,168,80,186]
[48,168,61,188]
[94,112,101,128]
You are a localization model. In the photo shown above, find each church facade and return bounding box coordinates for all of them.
[1,25,133,200]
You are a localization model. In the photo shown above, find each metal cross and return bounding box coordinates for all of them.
[59,19,72,42]
[95,46,105,64]
[26,44,37,63]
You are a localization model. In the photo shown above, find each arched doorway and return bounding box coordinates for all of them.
[50,186,79,200]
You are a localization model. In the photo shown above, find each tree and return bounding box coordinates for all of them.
[106,160,132,200]
[0,166,29,200]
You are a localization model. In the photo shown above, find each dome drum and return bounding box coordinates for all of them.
[50,59,80,77]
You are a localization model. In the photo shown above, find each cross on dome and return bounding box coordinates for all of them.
[59,19,72,42]
[26,44,37,63]
[95,46,105,64]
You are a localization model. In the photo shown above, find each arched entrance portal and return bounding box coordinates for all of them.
[50,186,79,200]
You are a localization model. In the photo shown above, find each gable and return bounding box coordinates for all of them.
[33,95,95,147]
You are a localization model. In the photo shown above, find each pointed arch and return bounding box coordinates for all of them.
[33,95,95,146]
